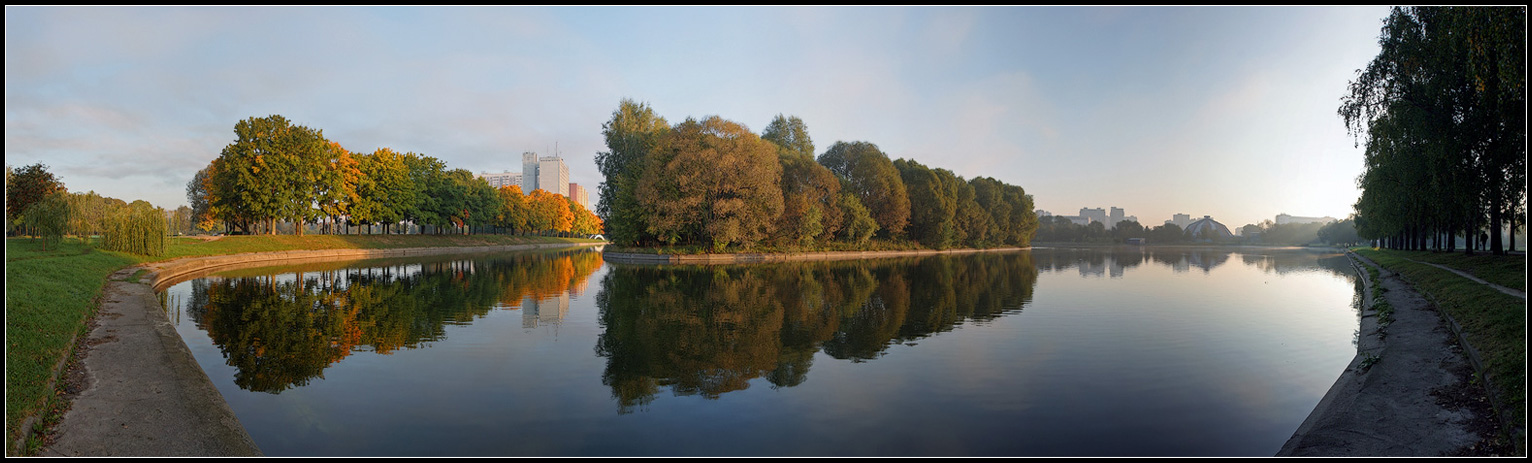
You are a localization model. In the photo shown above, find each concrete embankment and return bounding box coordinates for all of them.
[602,246,1027,264]
[1277,251,1503,456]
[40,242,601,457]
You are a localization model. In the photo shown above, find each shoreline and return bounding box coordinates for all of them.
[1276,250,1506,456]
[37,241,604,457]
[34,242,1503,455]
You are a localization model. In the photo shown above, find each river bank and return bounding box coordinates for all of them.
[1277,250,1512,456]
[25,241,604,456]
[21,243,1515,455]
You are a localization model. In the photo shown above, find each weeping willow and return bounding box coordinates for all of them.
[20,192,72,251]
[102,202,168,256]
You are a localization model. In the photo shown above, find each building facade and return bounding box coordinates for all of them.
[538,155,569,198]
[1275,213,1337,225]
[568,183,590,211]
[475,171,522,190]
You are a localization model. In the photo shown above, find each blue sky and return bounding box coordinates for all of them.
[5,6,1390,229]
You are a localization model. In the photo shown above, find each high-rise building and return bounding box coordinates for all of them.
[521,152,539,193]
[1166,213,1192,229]
[568,183,590,211]
[519,152,569,197]
[1276,213,1337,225]
[1080,207,1107,226]
[1109,207,1124,229]
[538,155,568,198]
[475,171,522,190]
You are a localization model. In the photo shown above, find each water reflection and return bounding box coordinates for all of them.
[183,250,603,393]
[1033,247,1354,279]
[594,251,1039,413]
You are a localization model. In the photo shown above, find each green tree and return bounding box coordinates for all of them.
[1341,7,1526,254]
[894,159,957,249]
[819,141,909,239]
[19,191,71,250]
[596,99,670,246]
[761,114,815,160]
[7,163,66,235]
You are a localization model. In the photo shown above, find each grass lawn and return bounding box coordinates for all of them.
[1353,247,1526,448]
[3,233,601,454]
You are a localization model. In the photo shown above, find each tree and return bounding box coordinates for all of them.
[637,116,784,250]
[1341,7,1526,255]
[7,163,66,234]
[819,141,909,238]
[894,159,957,249]
[761,114,815,160]
[496,185,530,234]
[775,151,844,246]
[596,99,670,246]
[19,191,71,249]
[353,148,412,234]
[315,141,361,235]
[210,115,327,235]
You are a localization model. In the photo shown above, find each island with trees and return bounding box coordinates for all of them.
[594,99,1040,256]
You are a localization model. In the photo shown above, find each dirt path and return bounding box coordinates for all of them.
[1277,252,1508,456]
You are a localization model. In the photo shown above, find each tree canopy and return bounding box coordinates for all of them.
[1341,7,1526,254]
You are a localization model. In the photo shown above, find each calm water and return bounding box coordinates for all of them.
[158,246,1360,456]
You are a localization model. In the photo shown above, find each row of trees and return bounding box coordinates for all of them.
[189,116,600,237]
[1342,7,1525,254]
[6,163,170,255]
[1033,218,1192,244]
[595,100,1039,251]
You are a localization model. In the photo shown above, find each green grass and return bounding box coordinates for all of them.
[5,239,140,453]
[1379,250,1528,292]
[3,233,601,455]
[1354,247,1526,447]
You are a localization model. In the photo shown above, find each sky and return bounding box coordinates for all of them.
[5,6,1392,230]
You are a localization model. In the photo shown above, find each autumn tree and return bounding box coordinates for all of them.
[764,116,843,246]
[638,116,784,250]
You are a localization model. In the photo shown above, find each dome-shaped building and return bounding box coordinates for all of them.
[1184,215,1233,241]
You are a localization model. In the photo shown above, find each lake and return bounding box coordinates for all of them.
[157,246,1361,456]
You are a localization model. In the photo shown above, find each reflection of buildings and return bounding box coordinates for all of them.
[522,294,570,328]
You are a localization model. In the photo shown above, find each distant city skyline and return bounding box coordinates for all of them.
[5,6,1390,228]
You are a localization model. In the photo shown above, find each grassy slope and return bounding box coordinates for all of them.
[4,234,599,454]
[1353,248,1526,445]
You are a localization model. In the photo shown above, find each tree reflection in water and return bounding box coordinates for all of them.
[594,251,1039,413]
[185,250,603,393]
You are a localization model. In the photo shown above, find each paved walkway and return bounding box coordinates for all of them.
[1402,258,1527,299]
[1277,252,1503,456]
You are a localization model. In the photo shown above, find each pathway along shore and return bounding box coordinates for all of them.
[36,243,602,457]
[1276,251,1509,456]
[33,245,1507,456]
